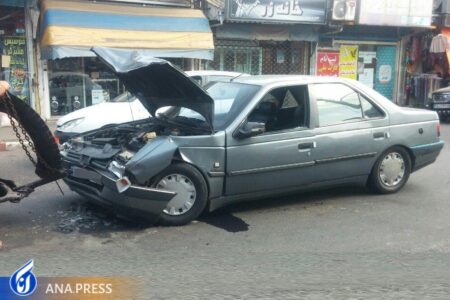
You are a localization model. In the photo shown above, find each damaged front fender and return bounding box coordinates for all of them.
[125,136,178,184]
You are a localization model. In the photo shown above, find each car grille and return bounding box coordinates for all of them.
[65,151,82,162]
[64,150,110,170]
[91,159,110,170]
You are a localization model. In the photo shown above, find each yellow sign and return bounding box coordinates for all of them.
[339,45,359,80]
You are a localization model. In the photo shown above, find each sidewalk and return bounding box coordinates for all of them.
[0,119,57,151]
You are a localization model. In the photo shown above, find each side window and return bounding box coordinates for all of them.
[360,95,384,119]
[315,83,364,127]
[248,85,308,133]
[281,90,298,108]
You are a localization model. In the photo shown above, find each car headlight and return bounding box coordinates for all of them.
[59,117,85,130]
[108,161,126,178]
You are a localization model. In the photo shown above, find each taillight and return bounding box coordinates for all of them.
[437,124,441,137]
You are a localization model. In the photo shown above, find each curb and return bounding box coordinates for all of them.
[0,141,20,151]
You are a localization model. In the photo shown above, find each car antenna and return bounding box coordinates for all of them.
[230,73,244,82]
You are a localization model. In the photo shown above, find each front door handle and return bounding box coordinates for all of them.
[298,142,316,151]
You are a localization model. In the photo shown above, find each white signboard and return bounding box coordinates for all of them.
[359,51,376,64]
[92,89,105,105]
[378,65,392,84]
[359,0,433,27]
[359,68,374,88]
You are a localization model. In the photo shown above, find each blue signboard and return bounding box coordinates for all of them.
[0,0,26,7]
[375,46,397,101]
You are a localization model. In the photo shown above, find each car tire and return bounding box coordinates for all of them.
[368,146,412,194]
[151,163,208,226]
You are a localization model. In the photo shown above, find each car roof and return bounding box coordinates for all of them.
[232,75,352,86]
[185,70,249,77]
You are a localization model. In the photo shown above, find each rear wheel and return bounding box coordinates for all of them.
[368,147,411,194]
[152,163,208,226]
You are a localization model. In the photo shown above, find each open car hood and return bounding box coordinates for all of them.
[92,47,214,132]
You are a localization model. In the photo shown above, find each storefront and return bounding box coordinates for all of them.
[316,0,434,103]
[316,36,401,101]
[39,0,214,117]
[204,0,326,75]
[0,1,31,104]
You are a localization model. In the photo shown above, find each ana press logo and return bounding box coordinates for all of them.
[9,260,37,297]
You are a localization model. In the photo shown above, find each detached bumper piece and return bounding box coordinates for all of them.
[64,167,176,222]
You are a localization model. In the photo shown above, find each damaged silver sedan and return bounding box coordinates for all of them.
[62,47,444,226]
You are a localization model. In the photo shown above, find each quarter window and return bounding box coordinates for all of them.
[360,95,384,119]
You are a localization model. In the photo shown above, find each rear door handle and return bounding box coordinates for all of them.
[373,132,388,139]
[298,142,316,151]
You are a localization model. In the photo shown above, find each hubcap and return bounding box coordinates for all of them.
[379,152,405,187]
[157,174,197,216]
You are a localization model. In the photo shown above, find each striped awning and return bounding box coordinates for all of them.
[39,0,214,60]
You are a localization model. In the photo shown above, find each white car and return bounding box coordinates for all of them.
[55,70,247,143]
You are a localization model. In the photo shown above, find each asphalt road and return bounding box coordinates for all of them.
[1,124,450,299]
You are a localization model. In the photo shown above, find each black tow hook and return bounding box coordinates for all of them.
[0,171,66,204]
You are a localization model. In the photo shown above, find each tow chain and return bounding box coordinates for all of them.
[2,92,59,173]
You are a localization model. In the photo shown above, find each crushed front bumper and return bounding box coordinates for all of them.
[64,166,176,222]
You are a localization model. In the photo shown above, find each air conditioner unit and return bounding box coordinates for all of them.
[332,0,357,22]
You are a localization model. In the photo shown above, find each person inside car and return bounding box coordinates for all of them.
[248,93,281,131]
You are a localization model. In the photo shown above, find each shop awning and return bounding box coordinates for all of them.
[39,0,214,60]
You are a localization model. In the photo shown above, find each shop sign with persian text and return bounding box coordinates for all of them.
[339,45,359,80]
[226,0,327,24]
[316,51,339,77]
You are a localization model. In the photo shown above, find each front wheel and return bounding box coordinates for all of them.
[152,163,208,226]
[368,147,412,194]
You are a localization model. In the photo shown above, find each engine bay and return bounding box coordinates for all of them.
[62,118,208,167]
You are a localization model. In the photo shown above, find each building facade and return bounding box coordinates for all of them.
[203,0,328,75]
[0,0,443,121]
[315,0,435,104]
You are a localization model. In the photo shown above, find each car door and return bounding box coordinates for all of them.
[225,85,317,196]
[309,82,389,182]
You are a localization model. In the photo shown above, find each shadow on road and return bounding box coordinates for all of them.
[218,185,370,214]
[199,213,249,233]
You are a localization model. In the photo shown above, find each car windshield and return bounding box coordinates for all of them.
[156,82,260,131]
[108,92,136,103]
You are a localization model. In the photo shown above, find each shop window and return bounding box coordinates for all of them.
[48,57,125,116]
[47,56,191,116]
[0,6,29,104]
[208,45,262,75]
[248,85,308,132]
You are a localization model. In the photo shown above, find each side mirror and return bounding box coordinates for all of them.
[235,122,266,139]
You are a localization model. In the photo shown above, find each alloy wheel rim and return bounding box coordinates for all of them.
[379,152,405,187]
[157,174,197,216]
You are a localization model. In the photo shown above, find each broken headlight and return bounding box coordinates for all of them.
[108,160,126,178]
